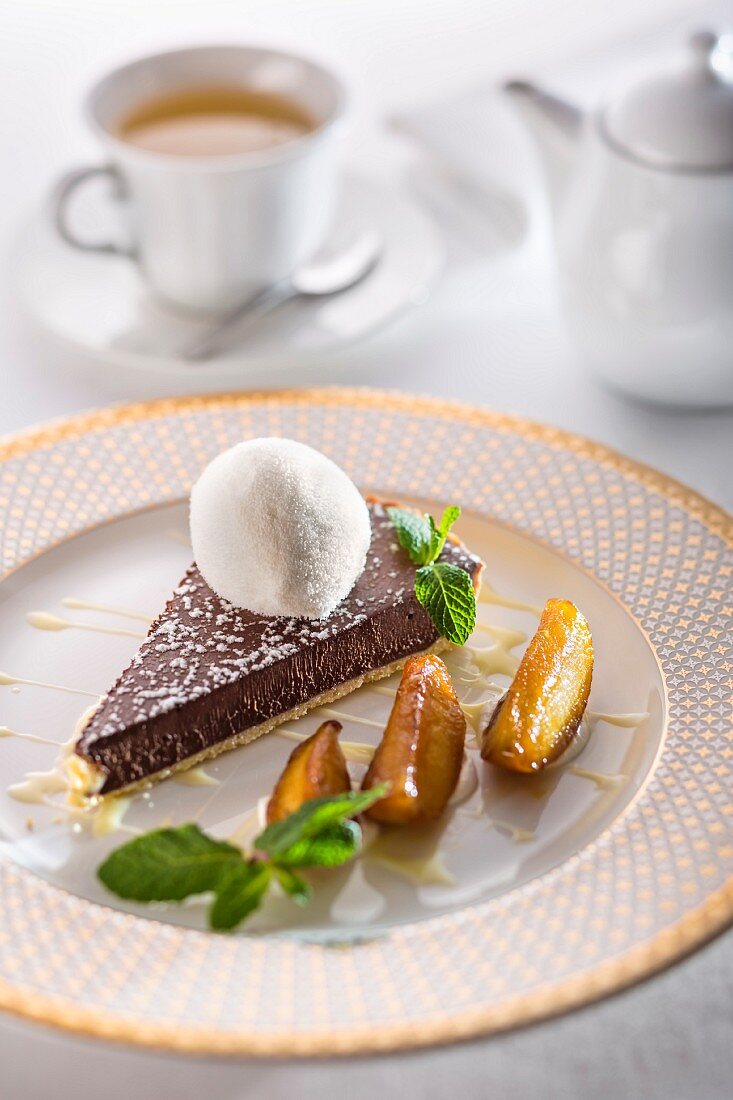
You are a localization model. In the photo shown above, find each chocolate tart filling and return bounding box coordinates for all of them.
[73,502,482,796]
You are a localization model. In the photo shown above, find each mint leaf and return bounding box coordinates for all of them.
[98,824,272,931]
[254,786,389,860]
[209,862,271,931]
[274,866,312,905]
[427,505,462,563]
[275,821,361,868]
[415,562,476,645]
[97,823,243,903]
[439,505,461,537]
[386,507,432,564]
[388,504,462,566]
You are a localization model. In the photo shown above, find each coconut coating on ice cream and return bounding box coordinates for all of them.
[189,438,371,619]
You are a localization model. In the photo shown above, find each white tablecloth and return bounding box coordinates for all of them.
[1,2,731,1097]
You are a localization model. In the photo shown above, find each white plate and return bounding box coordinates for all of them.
[12,175,442,382]
[0,391,729,1056]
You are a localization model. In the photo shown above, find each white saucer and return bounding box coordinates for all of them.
[13,174,443,381]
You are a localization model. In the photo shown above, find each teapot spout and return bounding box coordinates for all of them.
[503,80,582,219]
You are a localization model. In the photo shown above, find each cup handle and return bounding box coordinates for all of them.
[52,164,135,258]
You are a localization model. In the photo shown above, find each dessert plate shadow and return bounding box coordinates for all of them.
[0,389,729,1056]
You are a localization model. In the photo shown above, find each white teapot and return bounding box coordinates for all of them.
[506,31,733,407]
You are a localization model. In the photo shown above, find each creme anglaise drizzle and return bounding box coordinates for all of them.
[0,671,100,699]
[568,766,623,791]
[173,765,219,787]
[27,611,146,640]
[61,596,153,624]
[365,840,456,886]
[0,724,60,747]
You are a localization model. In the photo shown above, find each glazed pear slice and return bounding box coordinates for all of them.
[480,598,593,773]
[267,720,351,824]
[362,654,466,824]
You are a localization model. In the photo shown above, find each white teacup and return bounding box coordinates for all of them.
[53,45,346,314]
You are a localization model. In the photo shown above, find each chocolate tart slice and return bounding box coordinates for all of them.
[70,502,482,799]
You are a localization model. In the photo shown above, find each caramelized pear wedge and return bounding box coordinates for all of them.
[480,598,593,773]
[362,654,466,824]
[267,720,351,824]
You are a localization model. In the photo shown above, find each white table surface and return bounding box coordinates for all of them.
[1,1,731,1097]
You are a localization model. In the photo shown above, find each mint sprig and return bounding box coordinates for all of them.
[388,505,460,566]
[97,784,389,931]
[388,504,476,645]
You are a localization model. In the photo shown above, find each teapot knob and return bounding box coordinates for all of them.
[688,30,719,74]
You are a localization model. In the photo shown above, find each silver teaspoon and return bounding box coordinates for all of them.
[180,231,382,363]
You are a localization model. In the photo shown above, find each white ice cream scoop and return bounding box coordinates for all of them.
[189,438,371,619]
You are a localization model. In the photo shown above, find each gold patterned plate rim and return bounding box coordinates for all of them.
[0,386,730,1057]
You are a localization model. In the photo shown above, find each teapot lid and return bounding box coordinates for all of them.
[601,31,733,171]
